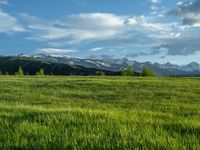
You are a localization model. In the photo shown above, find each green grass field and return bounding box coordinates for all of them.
[0,76,199,149]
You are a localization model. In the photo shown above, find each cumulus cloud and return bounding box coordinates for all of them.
[0,10,25,33]
[37,48,78,54]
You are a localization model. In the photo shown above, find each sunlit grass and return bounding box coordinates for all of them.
[0,76,199,149]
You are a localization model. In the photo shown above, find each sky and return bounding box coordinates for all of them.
[0,0,200,64]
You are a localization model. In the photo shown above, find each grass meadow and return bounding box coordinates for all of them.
[0,76,199,149]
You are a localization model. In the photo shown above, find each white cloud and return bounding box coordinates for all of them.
[151,0,160,4]
[21,13,128,44]
[21,12,178,50]
[141,22,169,31]
[134,15,176,32]
[90,47,104,52]
[176,2,184,6]
[1,0,200,59]
[0,10,25,33]
[170,32,181,37]
[38,48,78,54]
[124,18,137,26]
[17,10,200,57]
[150,0,161,16]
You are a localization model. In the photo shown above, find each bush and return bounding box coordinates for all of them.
[141,67,154,76]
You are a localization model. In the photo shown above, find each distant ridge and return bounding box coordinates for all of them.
[30,54,200,76]
[0,54,200,76]
[0,56,119,75]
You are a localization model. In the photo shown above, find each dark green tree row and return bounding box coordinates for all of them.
[0,66,155,76]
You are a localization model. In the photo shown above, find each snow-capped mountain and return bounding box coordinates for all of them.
[19,54,200,76]
[182,62,200,72]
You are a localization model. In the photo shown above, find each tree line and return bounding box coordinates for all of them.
[0,66,45,76]
[96,66,155,76]
[120,66,154,76]
[0,65,155,76]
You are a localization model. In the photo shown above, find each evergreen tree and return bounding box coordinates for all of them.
[121,66,134,76]
[36,68,45,76]
[141,67,154,76]
[169,73,177,77]
[17,66,24,76]
[126,66,134,76]
[95,71,106,76]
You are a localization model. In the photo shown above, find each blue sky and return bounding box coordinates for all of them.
[0,0,200,64]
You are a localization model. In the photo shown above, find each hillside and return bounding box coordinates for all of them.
[0,56,119,75]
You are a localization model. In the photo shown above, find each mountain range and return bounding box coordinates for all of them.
[1,54,200,76]
[33,54,200,76]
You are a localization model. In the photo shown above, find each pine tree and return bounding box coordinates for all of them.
[126,66,134,76]
[121,66,134,76]
[141,67,154,76]
[95,71,106,76]
[17,66,24,76]
[36,68,45,76]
